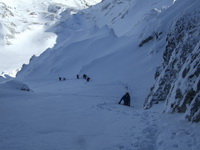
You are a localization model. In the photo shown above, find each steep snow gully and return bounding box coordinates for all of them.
[0,0,200,150]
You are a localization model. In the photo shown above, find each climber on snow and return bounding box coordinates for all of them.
[119,92,131,106]
[83,74,87,79]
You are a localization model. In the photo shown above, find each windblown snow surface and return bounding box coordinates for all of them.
[0,0,200,150]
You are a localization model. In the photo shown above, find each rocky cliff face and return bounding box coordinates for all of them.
[144,7,200,122]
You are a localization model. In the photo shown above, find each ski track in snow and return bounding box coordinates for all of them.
[0,79,199,150]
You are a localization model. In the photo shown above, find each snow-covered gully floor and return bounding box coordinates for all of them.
[0,79,200,150]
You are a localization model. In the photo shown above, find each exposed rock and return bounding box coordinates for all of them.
[186,94,200,122]
[144,10,200,122]
[139,35,154,47]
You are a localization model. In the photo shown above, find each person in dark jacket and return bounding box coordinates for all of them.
[83,74,87,79]
[77,74,80,79]
[86,77,91,82]
[118,92,131,106]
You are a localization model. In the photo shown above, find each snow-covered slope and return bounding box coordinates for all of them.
[1,0,200,149]
[18,0,199,122]
[16,0,200,122]
[0,0,102,76]
[88,0,174,37]
[1,78,200,150]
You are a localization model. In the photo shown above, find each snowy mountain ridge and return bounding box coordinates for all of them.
[16,0,200,123]
[87,0,174,37]
[0,0,102,76]
[0,0,200,149]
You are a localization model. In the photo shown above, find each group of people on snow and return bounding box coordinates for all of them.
[59,74,91,82]
[59,74,131,107]
[77,74,91,82]
[59,77,67,81]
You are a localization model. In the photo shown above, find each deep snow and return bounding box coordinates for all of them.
[0,79,200,150]
[1,0,200,149]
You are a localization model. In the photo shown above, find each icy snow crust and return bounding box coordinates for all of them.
[1,0,200,149]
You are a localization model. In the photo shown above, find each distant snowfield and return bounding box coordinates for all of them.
[1,0,102,9]
[0,0,102,77]
[0,79,199,150]
[0,25,57,77]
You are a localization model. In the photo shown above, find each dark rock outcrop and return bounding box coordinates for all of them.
[144,10,200,122]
